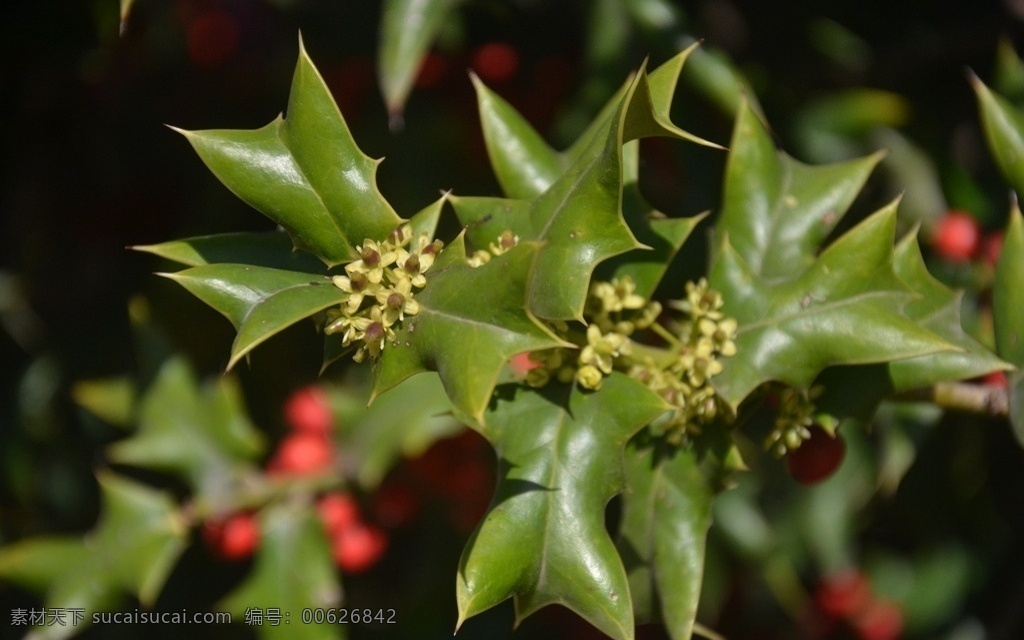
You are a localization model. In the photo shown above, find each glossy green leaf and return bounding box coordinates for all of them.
[994,206,1024,445]
[132,231,326,272]
[887,229,1010,391]
[219,502,343,640]
[973,75,1024,197]
[715,101,883,282]
[371,237,567,422]
[334,373,462,488]
[176,39,404,266]
[711,201,955,408]
[456,375,668,640]
[378,0,464,121]
[618,440,714,640]
[106,358,265,502]
[163,264,345,370]
[0,474,187,639]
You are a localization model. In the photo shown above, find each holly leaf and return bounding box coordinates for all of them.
[994,205,1024,446]
[378,0,464,121]
[456,375,668,640]
[162,264,345,370]
[371,236,567,422]
[219,502,343,640]
[175,38,404,267]
[887,228,1011,391]
[709,103,957,407]
[106,358,265,503]
[333,372,462,489]
[132,231,326,272]
[973,74,1024,198]
[617,440,714,640]
[0,474,187,639]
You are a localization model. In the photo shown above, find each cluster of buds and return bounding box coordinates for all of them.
[467,230,519,267]
[629,278,737,442]
[325,225,442,363]
[764,386,830,457]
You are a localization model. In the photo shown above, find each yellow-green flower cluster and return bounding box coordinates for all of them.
[764,386,821,457]
[467,230,518,267]
[324,225,442,363]
[629,278,737,442]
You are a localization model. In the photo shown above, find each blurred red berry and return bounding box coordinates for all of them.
[284,386,334,435]
[851,599,904,640]
[786,426,846,485]
[204,512,259,561]
[372,480,421,528]
[471,42,519,83]
[267,432,334,476]
[510,352,540,378]
[318,492,361,536]
[983,370,1007,388]
[331,523,388,573]
[186,8,240,68]
[982,230,1004,266]
[814,570,871,619]
[932,210,980,262]
[415,51,448,88]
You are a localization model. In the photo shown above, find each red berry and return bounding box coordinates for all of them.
[415,51,448,88]
[932,210,980,262]
[283,386,334,435]
[786,426,846,485]
[372,480,421,528]
[851,599,904,640]
[318,492,361,536]
[510,352,540,378]
[982,230,1004,266]
[204,512,259,561]
[186,9,240,68]
[267,432,334,476]
[983,370,1007,388]
[471,42,519,83]
[331,523,388,573]
[814,570,871,619]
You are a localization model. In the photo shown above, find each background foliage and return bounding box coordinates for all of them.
[3,1,1024,639]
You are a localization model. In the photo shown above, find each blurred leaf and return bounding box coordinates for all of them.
[107,358,265,503]
[994,38,1024,104]
[132,231,326,272]
[372,238,567,422]
[71,376,135,427]
[0,474,187,639]
[871,128,947,228]
[378,0,465,121]
[176,39,404,267]
[709,103,954,407]
[993,205,1024,445]
[973,74,1024,198]
[219,502,343,640]
[680,43,765,121]
[618,441,713,640]
[887,228,1010,391]
[457,375,668,640]
[335,373,462,488]
[163,265,344,370]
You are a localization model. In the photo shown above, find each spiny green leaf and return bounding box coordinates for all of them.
[716,100,884,282]
[106,358,265,502]
[887,228,1010,391]
[219,502,343,640]
[175,38,404,266]
[456,375,668,640]
[163,264,345,370]
[378,0,464,121]
[71,375,136,427]
[333,373,462,489]
[618,440,714,640]
[371,237,567,422]
[0,474,187,639]
[994,205,1024,446]
[132,231,326,271]
[710,201,956,408]
[973,74,1024,198]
